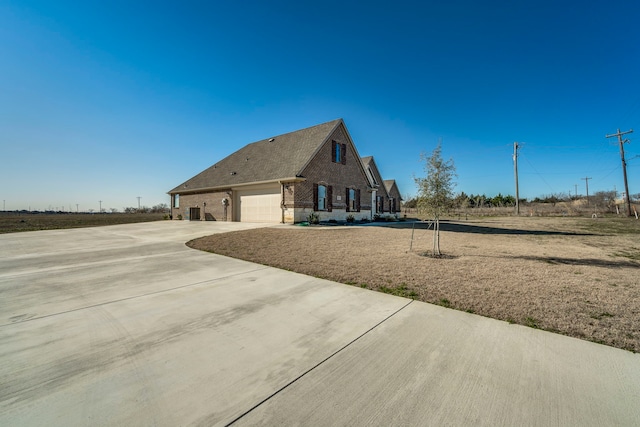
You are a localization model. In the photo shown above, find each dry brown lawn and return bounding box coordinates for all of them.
[188,217,640,352]
[0,212,166,233]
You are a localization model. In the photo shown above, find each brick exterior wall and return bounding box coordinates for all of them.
[171,191,232,221]
[387,184,402,213]
[294,124,372,222]
[282,184,295,223]
[373,191,387,215]
[367,162,389,214]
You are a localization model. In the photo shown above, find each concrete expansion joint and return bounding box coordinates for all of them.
[225,299,414,426]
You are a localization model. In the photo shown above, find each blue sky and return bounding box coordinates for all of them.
[1,0,639,211]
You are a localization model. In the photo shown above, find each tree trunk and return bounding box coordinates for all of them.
[433,216,441,256]
[436,217,441,256]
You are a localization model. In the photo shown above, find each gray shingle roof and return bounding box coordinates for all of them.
[361,156,373,167]
[169,119,343,193]
[361,156,388,195]
[384,179,402,199]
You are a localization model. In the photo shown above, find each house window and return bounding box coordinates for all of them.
[368,167,378,185]
[346,188,361,212]
[348,189,356,211]
[389,197,395,212]
[376,196,383,213]
[173,194,179,208]
[318,185,327,210]
[332,141,346,164]
[313,183,332,211]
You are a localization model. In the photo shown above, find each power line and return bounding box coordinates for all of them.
[594,165,621,183]
[520,152,556,193]
[619,97,640,124]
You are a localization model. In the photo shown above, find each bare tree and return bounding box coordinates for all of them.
[151,203,169,213]
[592,191,617,212]
[414,143,457,256]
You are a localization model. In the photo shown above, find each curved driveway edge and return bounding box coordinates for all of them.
[1,221,639,426]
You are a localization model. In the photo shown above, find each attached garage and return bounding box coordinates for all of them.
[235,186,281,223]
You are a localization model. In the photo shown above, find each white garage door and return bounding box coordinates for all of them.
[237,187,281,223]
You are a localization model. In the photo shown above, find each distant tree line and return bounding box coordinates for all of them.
[405,192,518,209]
[5,203,170,214]
[453,192,517,208]
[405,190,636,211]
[531,191,618,208]
[122,203,169,214]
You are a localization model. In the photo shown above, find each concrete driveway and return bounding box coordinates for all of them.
[1,221,639,426]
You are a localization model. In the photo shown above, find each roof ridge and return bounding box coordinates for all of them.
[256,118,342,143]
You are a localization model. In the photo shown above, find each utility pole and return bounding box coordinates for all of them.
[582,177,592,206]
[606,129,633,216]
[574,184,578,199]
[513,142,520,215]
[137,196,141,211]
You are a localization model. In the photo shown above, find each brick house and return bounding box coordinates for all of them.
[168,119,401,223]
[361,156,402,216]
[384,180,402,214]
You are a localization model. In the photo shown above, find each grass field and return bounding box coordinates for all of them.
[0,212,167,234]
[189,216,640,352]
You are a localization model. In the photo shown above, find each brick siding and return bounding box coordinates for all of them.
[171,191,232,221]
[295,125,372,221]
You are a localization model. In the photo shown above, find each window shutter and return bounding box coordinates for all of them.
[313,183,318,211]
[341,144,347,165]
[327,185,333,212]
[332,141,337,163]
[345,188,350,212]
[356,189,361,212]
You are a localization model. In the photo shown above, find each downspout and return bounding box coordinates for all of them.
[281,183,285,224]
[371,189,376,220]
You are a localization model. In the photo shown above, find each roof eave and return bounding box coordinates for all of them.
[167,177,306,195]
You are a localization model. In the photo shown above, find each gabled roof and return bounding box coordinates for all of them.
[384,179,402,200]
[361,156,388,196]
[169,119,343,193]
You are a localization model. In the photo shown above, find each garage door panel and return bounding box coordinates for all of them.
[238,188,280,223]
